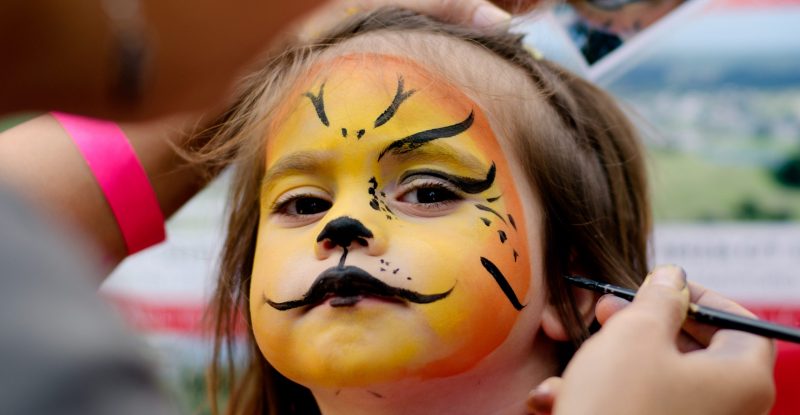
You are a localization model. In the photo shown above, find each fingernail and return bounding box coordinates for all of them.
[650,265,687,290]
[472,5,511,29]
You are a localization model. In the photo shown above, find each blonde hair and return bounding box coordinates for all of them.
[196,8,651,415]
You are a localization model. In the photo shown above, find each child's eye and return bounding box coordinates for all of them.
[396,176,464,214]
[402,185,461,205]
[272,193,332,217]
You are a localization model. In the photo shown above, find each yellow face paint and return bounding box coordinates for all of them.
[250,54,531,388]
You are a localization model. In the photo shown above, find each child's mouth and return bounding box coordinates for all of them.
[265,266,454,311]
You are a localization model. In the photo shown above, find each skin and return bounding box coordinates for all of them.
[527,265,776,415]
[250,54,534,388]
[0,0,512,276]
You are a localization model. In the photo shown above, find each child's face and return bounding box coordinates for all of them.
[249,54,541,388]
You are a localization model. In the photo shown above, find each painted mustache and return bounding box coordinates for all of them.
[265,266,454,311]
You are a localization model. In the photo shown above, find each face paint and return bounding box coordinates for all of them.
[249,54,531,388]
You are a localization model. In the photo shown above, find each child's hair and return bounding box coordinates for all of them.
[196,7,651,415]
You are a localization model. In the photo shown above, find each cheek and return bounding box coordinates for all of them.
[386,209,531,377]
[251,221,320,298]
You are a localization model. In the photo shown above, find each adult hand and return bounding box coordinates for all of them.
[527,265,776,415]
[295,0,514,42]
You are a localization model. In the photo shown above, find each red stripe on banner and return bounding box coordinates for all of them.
[103,293,210,335]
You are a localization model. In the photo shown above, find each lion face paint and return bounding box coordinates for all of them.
[250,54,532,388]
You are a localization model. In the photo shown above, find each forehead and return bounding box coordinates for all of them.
[265,53,504,166]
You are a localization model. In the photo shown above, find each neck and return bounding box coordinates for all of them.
[311,333,560,415]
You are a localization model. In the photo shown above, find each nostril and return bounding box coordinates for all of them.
[316,216,374,250]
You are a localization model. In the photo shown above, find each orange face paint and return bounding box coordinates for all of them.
[249,54,531,388]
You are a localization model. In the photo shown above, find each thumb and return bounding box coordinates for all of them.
[618,265,690,340]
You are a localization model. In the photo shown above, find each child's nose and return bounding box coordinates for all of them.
[314,216,386,259]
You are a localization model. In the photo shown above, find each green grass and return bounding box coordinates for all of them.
[649,149,800,221]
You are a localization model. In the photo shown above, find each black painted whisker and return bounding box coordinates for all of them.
[475,204,506,224]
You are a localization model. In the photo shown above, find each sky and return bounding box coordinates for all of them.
[658,6,800,55]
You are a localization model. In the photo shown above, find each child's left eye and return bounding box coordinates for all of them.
[402,185,461,205]
[396,177,464,211]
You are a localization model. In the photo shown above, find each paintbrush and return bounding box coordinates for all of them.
[564,275,800,344]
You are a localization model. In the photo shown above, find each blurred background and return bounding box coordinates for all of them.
[1,0,798,413]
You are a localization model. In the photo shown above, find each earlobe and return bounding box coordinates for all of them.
[541,285,596,341]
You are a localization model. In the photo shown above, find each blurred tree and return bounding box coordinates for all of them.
[773,153,800,188]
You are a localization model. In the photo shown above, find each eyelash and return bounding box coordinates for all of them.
[270,191,332,217]
[396,177,464,208]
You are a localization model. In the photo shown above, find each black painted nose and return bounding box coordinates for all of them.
[316,216,374,249]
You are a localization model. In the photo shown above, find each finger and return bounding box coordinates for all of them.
[606,265,689,341]
[296,0,512,42]
[377,0,512,28]
[680,281,759,347]
[527,376,562,415]
[595,293,630,325]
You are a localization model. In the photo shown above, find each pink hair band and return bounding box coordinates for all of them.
[52,112,165,255]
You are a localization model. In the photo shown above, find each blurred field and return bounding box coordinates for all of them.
[650,149,800,221]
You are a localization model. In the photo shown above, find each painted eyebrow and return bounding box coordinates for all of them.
[377,110,474,161]
[261,150,333,191]
[386,141,487,173]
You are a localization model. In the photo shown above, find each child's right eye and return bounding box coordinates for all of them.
[272,193,332,216]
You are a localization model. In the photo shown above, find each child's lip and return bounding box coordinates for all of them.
[320,294,406,308]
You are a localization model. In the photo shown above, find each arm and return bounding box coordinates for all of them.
[0,114,208,275]
[528,265,776,415]
[0,0,515,278]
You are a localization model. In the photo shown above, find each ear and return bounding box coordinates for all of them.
[541,284,596,342]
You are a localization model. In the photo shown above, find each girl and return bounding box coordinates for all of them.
[199,7,649,415]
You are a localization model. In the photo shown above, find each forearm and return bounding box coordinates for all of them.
[0,114,210,276]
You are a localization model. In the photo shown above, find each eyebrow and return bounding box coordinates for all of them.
[262,150,333,191]
[386,140,486,171]
[377,110,474,161]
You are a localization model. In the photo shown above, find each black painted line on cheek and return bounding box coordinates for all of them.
[513,249,519,262]
[487,195,502,203]
[357,129,366,139]
[475,204,507,224]
[508,214,517,231]
[480,217,491,226]
[480,257,525,311]
[304,83,329,127]
[368,177,380,211]
[498,230,507,243]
